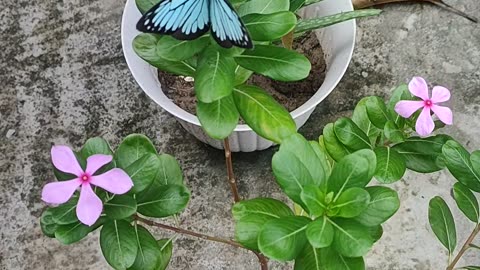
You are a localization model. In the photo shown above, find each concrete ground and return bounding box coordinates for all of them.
[1,0,479,269]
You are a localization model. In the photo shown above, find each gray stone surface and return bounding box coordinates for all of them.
[1,0,479,269]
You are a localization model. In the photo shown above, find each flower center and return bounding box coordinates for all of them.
[424,99,433,107]
[80,173,91,183]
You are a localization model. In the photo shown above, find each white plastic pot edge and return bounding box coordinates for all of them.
[121,0,356,152]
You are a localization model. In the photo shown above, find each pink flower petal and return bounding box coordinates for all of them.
[431,86,451,103]
[41,179,81,204]
[85,154,113,175]
[431,105,453,125]
[408,77,430,100]
[90,168,133,195]
[416,107,435,137]
[76,183,103,226]
[51,145,83,176]
[395,100,424,118]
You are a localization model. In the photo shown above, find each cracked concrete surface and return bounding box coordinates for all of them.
[1,0,479,269]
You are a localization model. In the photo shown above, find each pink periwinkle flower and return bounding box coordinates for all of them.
[41,146,133,226]
[395,77,453,137]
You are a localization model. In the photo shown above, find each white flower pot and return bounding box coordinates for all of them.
[121,0,356,152]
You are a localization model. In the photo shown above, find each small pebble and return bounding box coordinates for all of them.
[6,129,15,138]
[184,76,194,82]
[362,72,369,78]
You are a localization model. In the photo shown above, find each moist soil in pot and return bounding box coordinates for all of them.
[159,31,326,115]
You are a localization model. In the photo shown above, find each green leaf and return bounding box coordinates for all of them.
[258,216,311,261]
[309,140,333,177]
[135,0,160,14]
[104,196,137,220]
[115,134,157,169]
[295,10,382,33]
[234,65,253,86]
[137,184,190,218]
[428,196,457,254]
[233,198,294,250]
[125,153,161,194]
[452,183,479,223]
[234,45,311,82]
[322,123,351,162]
[237,0,290,16]
[334,118,372,151]
[442,140,480,192]
[330,219,373,257]
[133,34,195,76]
[50,197,79,225]
[195,46,236,103]
[331,188,370,218]
[243,12,297,41]
[233,85,296,143]
[40,208,58,238]
[306,216,334,248]
[156,36,209,61]
[460,266,480,270]
[352,97,381,143]
[272,134,327,205]
[300,185,326,218]
[129,225,161,270]
[153,154,184,187]
[155,239,173,270]
[80,137,114,158]
[368,225,384,243]
[100,220,138,270]
[197,95,239,140]
[365,96,390,129]
[289,0,306,12]
[55,221,92,245]
[392,135,452,173]
[355,186,400,226]
[383,120,405,144]
[327,149,376,195]
[373,146,406,184]
[295,245,365,270]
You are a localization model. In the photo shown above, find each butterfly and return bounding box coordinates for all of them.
[136,0,253,49]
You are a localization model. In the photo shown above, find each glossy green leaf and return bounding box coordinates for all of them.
[129,225,161,270]
[442,140,480,192]
[300,185,326,218]
[322,123,351,162]
[197,95,239,140]
[289,0,306,12]
[384,120,405,144]
[295,245,365,270]
[309,140,333,177]
[233,85,296,143]
[331,188,370,218]
[368,225,384,243]
[115,134,157,169]
[133,34,195,76]
[135,0,160,14]
[155,239,173,270]
[156,36,209,61]
[330,219,373,257]
[392,135,452,173]
[373,146,406,184]
[55,221,92,245]
[40,208,58,238]
[50,197,79,225]
[234,45,311,82]
[352,97,381,143]
[306,216,334,248]
[295,9,381,33]
[104,196,137,220]
[195,46,236,103]
[233,198,293,250]
[272,134,326,205]
[153,154,184,187]
[355,186,400,226]
[125,153,161,193]
[137,184,190,218]
[243,12,297,41]
[327,150,376,195]
[365,96,390,129]
[428,196,456,254]
[460,266,480,270]
[237,0,290,16]
[334,118,372,151]
[452,182,479,223]
[100,220,138,270]
[80,137,114,159]
[234,65,253,86]
[258,216,311,261]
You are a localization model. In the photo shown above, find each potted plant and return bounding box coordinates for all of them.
[121,0,380,151]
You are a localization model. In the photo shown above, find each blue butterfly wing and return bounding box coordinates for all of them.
[136,0,210,40]
[209,0,253,49]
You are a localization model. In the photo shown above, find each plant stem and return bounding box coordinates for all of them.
[446,224,480,270]
[352,0,477,23]
[223,138,241,203]
[135,215,268,270]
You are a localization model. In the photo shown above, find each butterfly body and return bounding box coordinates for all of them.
[137,0,253,49]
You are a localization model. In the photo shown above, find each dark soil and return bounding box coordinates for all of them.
[159,31,326,115]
